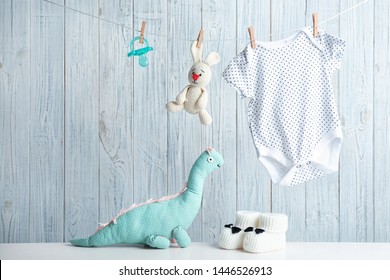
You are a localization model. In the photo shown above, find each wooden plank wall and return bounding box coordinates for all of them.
[0,0,389,243]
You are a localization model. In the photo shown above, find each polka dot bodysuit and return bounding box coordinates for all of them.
[223,27,346,187]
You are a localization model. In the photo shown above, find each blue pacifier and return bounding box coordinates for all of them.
[127,36,153,67]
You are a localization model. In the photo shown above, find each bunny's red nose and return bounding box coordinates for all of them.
[192,73,200,81]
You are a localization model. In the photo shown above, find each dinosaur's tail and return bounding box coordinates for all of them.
[70,237,92,247]
[70,225,118,247]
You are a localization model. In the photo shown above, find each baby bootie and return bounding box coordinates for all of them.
[219,211,261,250]
[243,213,288,253]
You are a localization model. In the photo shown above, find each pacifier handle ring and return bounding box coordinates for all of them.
[129,36,149,51]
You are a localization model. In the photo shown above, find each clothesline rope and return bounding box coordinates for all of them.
[43,0,370,42]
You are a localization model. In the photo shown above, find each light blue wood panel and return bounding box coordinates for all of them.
[29,0,64,242]
[0,0,31,243]
[1,0,390,244]
[201,0,237,242]
[98,0,135,230]
[304,0,341,242]
[374,0,390,242]
[64,1,100,241]
[167,0,203,241]
[270,0,308,242]
[339,0,374,242]
[133,0,168,202]
[236,0,272,220]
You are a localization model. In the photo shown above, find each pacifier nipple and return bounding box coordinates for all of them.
[139,55,149,67]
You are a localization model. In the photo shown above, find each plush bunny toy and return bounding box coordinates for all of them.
[166,41,220,126]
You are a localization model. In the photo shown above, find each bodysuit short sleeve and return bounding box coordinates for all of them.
[222,48,255,99]
[322,33,346,72]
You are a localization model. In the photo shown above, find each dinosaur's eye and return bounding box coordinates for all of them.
[207,157,214,163]
[199,73,202,76]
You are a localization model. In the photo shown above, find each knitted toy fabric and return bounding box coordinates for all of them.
[219,212,288,253]
[218,211,261,249]
[243,213,288,253]
[70,148,223,249]
[166,41,220,126]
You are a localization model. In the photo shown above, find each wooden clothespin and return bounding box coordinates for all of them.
[248,26,256,49]
[196,29,204,48]
[312,13,319,37]
[139,21,146,44]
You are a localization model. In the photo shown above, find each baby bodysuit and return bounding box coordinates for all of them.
[223,27,346,187]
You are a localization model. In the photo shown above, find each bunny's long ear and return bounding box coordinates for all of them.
[204,52,220,66]
[191,41,203,63]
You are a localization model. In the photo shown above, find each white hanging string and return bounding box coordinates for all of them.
[319,0,369,25]
[262,0,370,41]
[43,0,133,29]
[43,0,370,42]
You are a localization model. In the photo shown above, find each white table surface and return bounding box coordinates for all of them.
[1,242,390,260]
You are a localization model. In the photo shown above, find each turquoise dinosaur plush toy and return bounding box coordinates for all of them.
[70,148,223,249]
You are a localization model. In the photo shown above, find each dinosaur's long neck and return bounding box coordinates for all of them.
[187,165,207,195]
